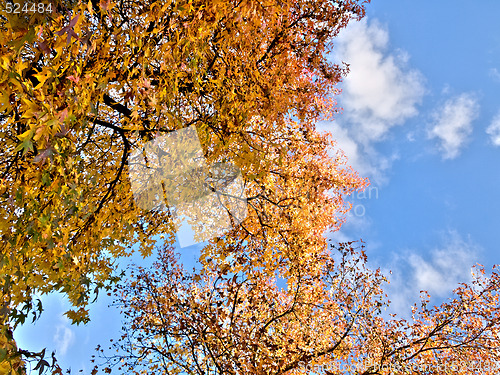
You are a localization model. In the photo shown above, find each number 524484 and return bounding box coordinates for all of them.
[5,2,53,14]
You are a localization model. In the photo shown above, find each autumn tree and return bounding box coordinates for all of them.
[99,241,500,375]
[0,0,369,371]
[2,1,499,374]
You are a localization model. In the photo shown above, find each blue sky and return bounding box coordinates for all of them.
[13,0,500,372]
[324,0,500,316]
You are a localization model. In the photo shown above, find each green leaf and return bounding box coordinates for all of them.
[0,347,8,362]
[14,137,34,155]
[8,27,36,52]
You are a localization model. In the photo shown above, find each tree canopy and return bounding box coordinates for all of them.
[101,241,500,375]
[2,1,500,374]
[0,0,367,325]
[1,0,369,372]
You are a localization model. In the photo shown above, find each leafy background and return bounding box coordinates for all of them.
[12,0,500,372]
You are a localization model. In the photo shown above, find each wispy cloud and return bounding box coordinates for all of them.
[489,68,500,82]
[53,317,75,356]
[486,110,500,146]
[322,18,425,185]
[427,93,479,160]
[383,230,480,318]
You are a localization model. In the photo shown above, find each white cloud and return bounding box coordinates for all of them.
[328,122,363,173]
[427,93,479,160]
[53,318,75,356]
[408,246,475,297]
[321,18,425,185]
[334,18,425,144]
[383,230,480,318]
[486,110,500,146]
